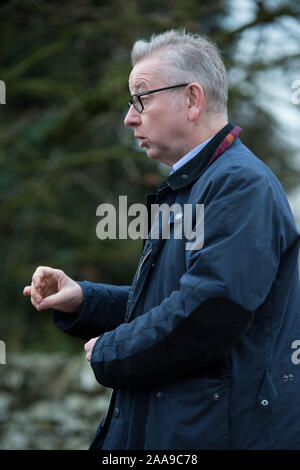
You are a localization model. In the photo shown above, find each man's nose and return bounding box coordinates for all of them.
[124,105,141,127]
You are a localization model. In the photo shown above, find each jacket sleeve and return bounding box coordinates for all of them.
[52,281,130,340]
[90,161,298,388]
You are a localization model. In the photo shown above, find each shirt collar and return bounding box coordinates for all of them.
[170,136,214,175]
[157,122,235,192]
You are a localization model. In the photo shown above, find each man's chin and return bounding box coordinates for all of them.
[145,147,159,161]
[147,152,170,167]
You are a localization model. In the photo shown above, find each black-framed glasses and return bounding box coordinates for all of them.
[127,83,189,113]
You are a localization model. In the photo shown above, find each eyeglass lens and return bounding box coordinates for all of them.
[128,95,142,112]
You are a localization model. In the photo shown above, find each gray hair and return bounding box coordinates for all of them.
[131,29,228,115]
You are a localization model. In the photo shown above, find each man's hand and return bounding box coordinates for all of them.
[84,337,100,362]
[23,266,83,313]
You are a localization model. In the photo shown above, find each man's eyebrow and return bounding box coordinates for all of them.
[133,82,149,93]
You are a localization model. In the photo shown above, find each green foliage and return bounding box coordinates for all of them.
[0,0,299,352]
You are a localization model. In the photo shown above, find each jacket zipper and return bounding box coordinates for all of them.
[136,247,152,280]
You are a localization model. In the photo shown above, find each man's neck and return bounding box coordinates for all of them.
[192,115,228,150]
[172,116,229,166]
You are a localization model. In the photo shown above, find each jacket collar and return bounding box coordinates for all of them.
[157,122,236,192]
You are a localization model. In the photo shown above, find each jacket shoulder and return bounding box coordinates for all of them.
[198,138,288,201]
[189,139,298,238]
[212,139,279,181]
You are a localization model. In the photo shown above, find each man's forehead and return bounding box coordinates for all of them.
[128,56,164,92]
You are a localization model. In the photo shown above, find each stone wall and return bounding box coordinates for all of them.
[0,353,111,450]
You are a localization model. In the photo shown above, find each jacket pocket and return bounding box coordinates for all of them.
[146,376,230,450]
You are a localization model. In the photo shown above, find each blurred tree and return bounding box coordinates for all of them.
[0,0,299,351]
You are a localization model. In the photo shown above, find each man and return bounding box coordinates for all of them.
[24,30,300,450]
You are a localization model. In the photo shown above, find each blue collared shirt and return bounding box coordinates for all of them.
[170,136,214,175]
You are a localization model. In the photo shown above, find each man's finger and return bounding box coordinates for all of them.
[32,266,55,287]
[35,289,66,311]
[84,340,93,361]
[23,286,31,296]
[31,295,42,311]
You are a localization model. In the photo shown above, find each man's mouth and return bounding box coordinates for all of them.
[135,135,147,148]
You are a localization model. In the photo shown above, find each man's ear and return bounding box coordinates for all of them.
[187,83,204,121]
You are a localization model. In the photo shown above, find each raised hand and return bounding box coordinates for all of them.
[23,266,83,313]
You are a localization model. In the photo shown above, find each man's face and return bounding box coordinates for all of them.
[124,55,189,166]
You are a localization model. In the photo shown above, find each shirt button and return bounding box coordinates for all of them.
[289,374,294,381]
[282,374,289,382]
[156,391,163,398]
[113,408,120,417]
[151,262,155,268]
[213,393,220,401]
[182,174,188,179]
[261,399,269,406]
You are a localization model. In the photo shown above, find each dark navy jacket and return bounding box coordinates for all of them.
[54,124,300,449]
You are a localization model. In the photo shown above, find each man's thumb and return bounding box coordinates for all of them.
[38,291,65,310]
